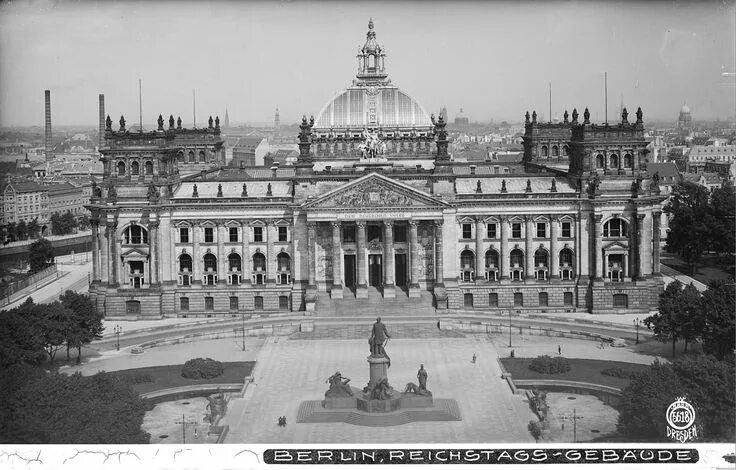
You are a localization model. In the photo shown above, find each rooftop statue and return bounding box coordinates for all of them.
[622,107,629,124]
[531,111,537,123]
[636,107,643,123]
[177,116,182,129]
[563,110,569,123]
[525,111,530,124]
[157,114,164,130]
[119,115,126,131]
[105,115,112,130]
[208,116,213,128]
[169,115,175,129]
[583,108,590,123]
[572,108,579,123]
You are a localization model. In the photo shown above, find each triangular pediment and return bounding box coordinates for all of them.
[603,241,628,251]
[303,173,449,209]
[121,247,149,257]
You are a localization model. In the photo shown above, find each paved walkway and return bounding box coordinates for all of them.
[222,337,536,443]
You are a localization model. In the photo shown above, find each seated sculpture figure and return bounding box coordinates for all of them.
[364,377,392,401]
[325,371,353,397]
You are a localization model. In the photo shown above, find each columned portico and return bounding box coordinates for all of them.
[652,211,661,275]
[383,221,395,298]
[356,221,368,298]
[307,222,317,287]
[408,220,420,298]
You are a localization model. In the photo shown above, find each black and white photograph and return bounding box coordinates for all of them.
[0,1,734,468]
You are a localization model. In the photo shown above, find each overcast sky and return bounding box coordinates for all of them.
[0,0,734,127]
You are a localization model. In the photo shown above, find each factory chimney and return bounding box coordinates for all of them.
[44,90,52,161]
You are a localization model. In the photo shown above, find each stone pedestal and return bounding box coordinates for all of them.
[356,284,368,299]
[366,355,389,387]
[331,284,344,299]
[408,284,421,298]
[382,284,396,299]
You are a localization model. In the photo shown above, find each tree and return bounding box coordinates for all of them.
[664,181,711,275]
[618,356,735,442]
[50,213,62,235]
[0,299,46,367]
[27,238,54,273]
[60,291,104,364]
[708,182,735,256]
[700,281,736,360]
[6,222,17,241]
[61,210,78,233]
[30,301,72,363]
[78,214,90,231]
[645,280,703,357]
[3,371,151,444]
[16,219,28,241]
[26,218,40,239]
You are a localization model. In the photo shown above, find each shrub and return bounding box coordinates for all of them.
[528,420,543,442]
[181,357,224,380]
[601,367,636,379]
[528,355,571,374]
[118,372,154,384]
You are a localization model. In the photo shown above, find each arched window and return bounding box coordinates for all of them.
[252,252,266,272]
[595,154,604,168]
[199,151,206,163]
[204,253,217,272]
[624,153,633,168]
[277,252,291,272]
[485,250,499,268]
[368,54,375,68]
[123,225,148,244]
[228,253,241,272]
[510,249,524,267]
[177,151,184,163]
[562,145,569,156]
[534,249,548,268]
[145,161,153,175]
[188,150,195,162]
[540,145,548,157]
[610,153,619,168]
[117,161,126,176]
[131,161,140,175]
[460,250,475,270]
[603,218,628,238]
[179,254,192,272]
[551,145,559,157]
[560,248,573,267]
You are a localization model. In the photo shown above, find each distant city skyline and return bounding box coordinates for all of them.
[0,1,734,128]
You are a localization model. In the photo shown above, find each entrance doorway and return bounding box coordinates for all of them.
[395,254,407,288]
[344,254,356,290]
[369,254,383,287]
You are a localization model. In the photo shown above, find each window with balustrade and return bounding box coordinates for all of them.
[534,249,549,280]
[460,250,475,282]
[485,250,499,281]
[510,249,524,281]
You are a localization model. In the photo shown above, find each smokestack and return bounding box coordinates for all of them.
[44,90,52,161]
[98,94,105,149]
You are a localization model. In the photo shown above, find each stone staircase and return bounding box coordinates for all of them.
[315,287,436,317]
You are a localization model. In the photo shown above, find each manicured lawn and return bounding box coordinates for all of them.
[500,358,651,390]
[661,253,734,285]
[110,361,255,394]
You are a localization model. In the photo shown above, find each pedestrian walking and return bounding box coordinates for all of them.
[437,320,441,330]
[472,353,476,363]
[558,345,562,355]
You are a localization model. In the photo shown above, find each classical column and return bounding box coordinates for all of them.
[115,231,123,287]
[91,219,100,281]
[356,221,368,298]
[307,222,317,287]
[192,223,201,283]
[99,221,109,283]
[636,213,645,280]
[241,222,251,284]
[652,211,661,274]
[383,221,395,298]
[216,224,226,284]
[170,225,177,284]
[475,217,484,282]
[524,216,535,280]
[434,220,444,285]
[331,222,343,298]
[149,219,159,285]
[593,214,603,280]
[408,220,420,297]
[638,212,652,278]
[550,215,559,280]
[500,216,509,280]
[266,221,275,283]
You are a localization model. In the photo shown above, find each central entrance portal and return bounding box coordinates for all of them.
[395,254,407,288]
[369,254,383,287]
[344,254,356,290]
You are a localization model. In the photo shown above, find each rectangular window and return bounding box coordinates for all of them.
[613,293,628,308]
[536,222,546,238]
[488,293,498,307]
[563,292,574,306]
[462,223,472,239]
[205,296,214,311]
[343,226,356,243]
[204,227,214,243]
[229,296,238,311]
[393,225,407,243]
[180,227,189,243]
[278,226,288,242]
[539,292,549,307]
[180,297,189,311]
[513,292,523,307]
[487,223,497,239]
[253,226,263,242]
[512,223,522,238]
[561,222,571,238]
[254,295,264,311]
[229,227,238,243]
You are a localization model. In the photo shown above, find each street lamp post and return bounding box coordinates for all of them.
[175,414,198,444]
[633,318,641,344]
[241,309,246,351]
[561,407,583,442]
[508,310,512,348]
[114,325,122,351]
